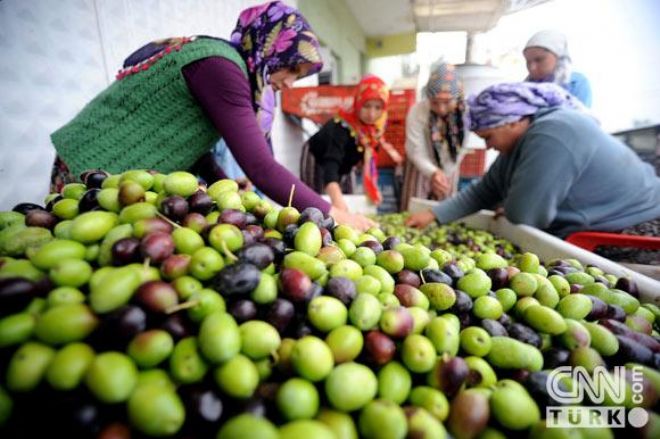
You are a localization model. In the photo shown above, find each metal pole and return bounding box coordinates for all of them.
[466,32,476,64]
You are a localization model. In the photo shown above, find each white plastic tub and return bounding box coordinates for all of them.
[408,198,660,305]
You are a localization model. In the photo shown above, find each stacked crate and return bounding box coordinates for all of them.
[376,89,416,213]
[458,148,487,191]
[377,89,416,168]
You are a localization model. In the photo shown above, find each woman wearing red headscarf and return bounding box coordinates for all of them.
[302,75,402,211]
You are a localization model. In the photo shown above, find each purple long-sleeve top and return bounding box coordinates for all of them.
[182,57,331,214]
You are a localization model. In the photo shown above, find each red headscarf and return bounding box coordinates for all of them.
[337,75,389,204]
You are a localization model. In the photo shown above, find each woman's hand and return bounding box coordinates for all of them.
[382,142,404,165]
[325,182,350,212]
[329,207,376,231]
[405,209,437,228]
[332,200,350,213]
[431,169,451,198]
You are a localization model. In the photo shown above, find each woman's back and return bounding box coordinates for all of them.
[52,38,246,177]
[502,107,660,234]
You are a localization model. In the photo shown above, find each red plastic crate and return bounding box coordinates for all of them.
[378,120,407,168]
[387,89,416,121]
[459,148,486,177]
[376,89,416,168]
[565,232,660,252]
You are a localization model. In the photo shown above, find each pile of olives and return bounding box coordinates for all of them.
[0,168,659,439]
[376,213,520,261]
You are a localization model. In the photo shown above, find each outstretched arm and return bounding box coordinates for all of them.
[183,57,331,213]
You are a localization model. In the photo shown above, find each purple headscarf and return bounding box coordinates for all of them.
[468,82,585,131]
[230,1,323,138]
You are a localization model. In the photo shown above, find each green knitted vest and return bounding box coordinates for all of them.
[51,38,248,177]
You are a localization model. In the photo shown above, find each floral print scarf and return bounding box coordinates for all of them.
[230,1,323,140]
[424,62,466,168]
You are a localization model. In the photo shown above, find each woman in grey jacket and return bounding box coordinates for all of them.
[406,82,660,238]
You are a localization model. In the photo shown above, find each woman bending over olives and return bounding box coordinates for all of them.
[406,82,660,237]
[50,1,374,230]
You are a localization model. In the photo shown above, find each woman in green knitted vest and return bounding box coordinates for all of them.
[50,1,375,230]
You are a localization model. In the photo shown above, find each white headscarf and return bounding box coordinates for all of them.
[524,30,572,87]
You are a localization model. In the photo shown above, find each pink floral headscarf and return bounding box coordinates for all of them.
[231,1,323,138]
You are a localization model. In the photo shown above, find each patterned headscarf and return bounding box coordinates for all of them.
[231,1,323,139]
[524,30,572,87]
[468,82,586,131]
[424,61,467,167]
[337,75,389,205]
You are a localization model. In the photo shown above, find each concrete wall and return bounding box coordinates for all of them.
[298,0,365,84]
[366,32,417,58]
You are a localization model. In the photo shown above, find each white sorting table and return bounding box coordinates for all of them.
[408,198,660,306]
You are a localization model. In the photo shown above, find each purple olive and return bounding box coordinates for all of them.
[325,277,357,306]
[544,348,571,369]
[219,209,248,229]
[188,191,214,215]
[487,268,509,290]
[228,299,258,323]
[81,170,109,189]
[586,296,608,320]
[604,304,626,322]
[140,232,175,264]
[279,268,312,303]
[442,263,464,281]
[134,281,178,314]
[508,323,542,348]
[160,195,189,222]
[12,202,45,215]
[614,277,639,299]
[25,209,58,230]
[261,238,286,263]
[382,236,402,251]
[481,319,508,337]
[0,277,37,316]
[237,243,275,270]
[364,331,396,366]
[451,289,473,314]
[397,269,421,288]
[265,298,295,334]
[299,207,325,227]
[111,237,142,266]
[212,263,261,297]
[160,313,195,341]
[77,189,101,213]
[359,240,384,254]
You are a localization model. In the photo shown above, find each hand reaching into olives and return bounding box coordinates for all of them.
[329,207,376,231]
[431,169,451,198]
[332,199,350,213]
[404,210,437,228]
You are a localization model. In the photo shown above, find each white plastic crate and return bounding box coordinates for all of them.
[408,197,660,305]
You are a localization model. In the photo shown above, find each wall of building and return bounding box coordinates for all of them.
[0,0,306,209]
[298,0,365,84]
[366,32,416,58]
